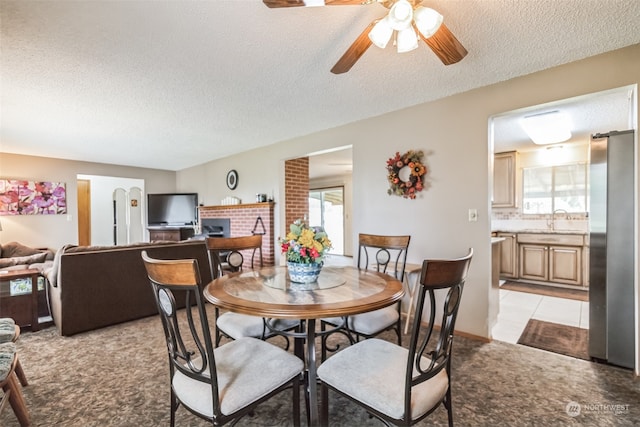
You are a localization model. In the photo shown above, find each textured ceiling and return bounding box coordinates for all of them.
[1,0,639,171]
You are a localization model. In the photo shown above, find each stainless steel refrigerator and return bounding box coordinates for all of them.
[589,129,635,369]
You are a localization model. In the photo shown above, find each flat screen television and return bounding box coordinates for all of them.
[147,193,198,227]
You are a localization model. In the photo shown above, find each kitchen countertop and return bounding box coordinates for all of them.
[493,229,587,235]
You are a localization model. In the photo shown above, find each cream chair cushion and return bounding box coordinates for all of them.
[217,312,298,340]
[323,305,399,336]
[317,338,448,420]
[172,337,303,417]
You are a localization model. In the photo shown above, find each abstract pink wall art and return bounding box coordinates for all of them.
[0,179,67,215]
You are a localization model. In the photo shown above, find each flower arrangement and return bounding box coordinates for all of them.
[280,219,332,264]
[386,150,427,199]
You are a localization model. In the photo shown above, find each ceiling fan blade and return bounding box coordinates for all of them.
[263,0,365,8]
[417,22,468,65]
[331,21,376,74]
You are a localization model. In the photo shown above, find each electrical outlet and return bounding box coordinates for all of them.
[468,209,478,222]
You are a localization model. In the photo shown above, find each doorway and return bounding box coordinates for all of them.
[489,86,635,356]
[77,175,145,246]
[307,146,353,256]
[309,187,344,255]
[77,179,91,246]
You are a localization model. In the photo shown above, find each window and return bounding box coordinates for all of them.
[522,163,587,214]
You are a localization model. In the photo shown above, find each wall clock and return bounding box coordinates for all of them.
[226,170,238,190]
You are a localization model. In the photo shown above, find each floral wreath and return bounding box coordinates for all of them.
[386,150,427,199]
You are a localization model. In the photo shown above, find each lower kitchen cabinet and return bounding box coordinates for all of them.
[549,246,582,285]
[519,244,548,282]
[497,233,518,278]
[519,242,582,286]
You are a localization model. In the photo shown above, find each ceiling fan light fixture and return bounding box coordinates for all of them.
[388,0,414,30]
[395,27,418,53]
[369,17,393,48]
[413,6,443,38]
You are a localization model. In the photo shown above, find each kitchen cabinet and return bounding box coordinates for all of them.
[518,233,584,286]
[493,151,518,208]
[497,232,518,278]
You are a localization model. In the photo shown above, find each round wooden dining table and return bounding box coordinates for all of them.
[204,265,404,426]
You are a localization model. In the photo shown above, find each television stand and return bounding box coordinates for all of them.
[148,227,195,242]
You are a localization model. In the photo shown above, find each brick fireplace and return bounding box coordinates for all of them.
[199,202,275,267]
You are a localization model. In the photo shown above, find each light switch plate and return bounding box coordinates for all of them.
[468,209,478,222]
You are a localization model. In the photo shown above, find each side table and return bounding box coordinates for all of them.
[0,269,46,331]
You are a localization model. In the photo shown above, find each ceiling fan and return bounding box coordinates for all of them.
[263,0,468,74]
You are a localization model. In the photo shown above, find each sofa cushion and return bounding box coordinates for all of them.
[63,241,173,254]
[1,241,42,258]
[0,252,48,268]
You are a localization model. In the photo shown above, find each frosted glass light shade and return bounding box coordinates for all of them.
[369,18,393,48]
[414,6,443,38]
[388,0,414,30]
[396,27,418,53]
[521,111,573,145]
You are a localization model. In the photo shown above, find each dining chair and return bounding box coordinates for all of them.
[0,341,30,426]
[206,235,299,347]
[318,248,473,427]
[141,251,304,427]
[321,233,410,356]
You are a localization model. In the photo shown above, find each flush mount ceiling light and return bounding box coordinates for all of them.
[262,0,467,74]
[521,110,573,145]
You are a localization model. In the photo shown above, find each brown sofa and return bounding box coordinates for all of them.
[0,241,55,271]
[47,240,212,336]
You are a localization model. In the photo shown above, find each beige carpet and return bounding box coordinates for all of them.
[518,319,589,361]
[1,305,639,426]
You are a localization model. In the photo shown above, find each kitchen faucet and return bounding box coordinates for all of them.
[548,208,569,231]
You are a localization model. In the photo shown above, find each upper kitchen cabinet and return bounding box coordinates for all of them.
[493,151,518,208]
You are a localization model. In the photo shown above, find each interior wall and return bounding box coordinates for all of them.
[177,44,640,344]
[0,153,176,250]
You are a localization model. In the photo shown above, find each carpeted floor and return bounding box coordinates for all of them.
[518,319,590,361]
[501,281,589,301]
[2,304,639,426]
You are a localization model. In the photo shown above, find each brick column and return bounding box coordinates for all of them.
[284,157,309,227]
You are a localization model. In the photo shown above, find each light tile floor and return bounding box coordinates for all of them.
[491,287,589,344]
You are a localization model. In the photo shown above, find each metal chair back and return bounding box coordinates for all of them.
[357,233,411,282]
[404,248,473,424]
[206,235,263,279]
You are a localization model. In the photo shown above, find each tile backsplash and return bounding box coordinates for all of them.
[492,209,588,232]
